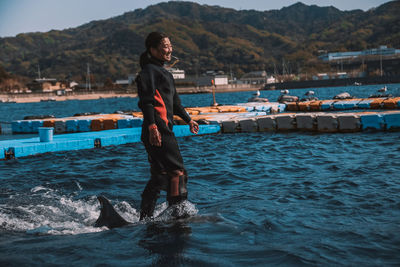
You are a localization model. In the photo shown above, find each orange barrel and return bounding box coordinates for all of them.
[103,119,118,130]
[286,102,299,111]
[383,97,400,109]
[43,120,55,128]
[298,101,310,111]
[91,119,103,131]
[132,112,143,118]
[370,98,385,109]
[309,101,322,111]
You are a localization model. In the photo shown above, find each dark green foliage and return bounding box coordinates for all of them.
[0,65,10,82]
[0,1,398,81]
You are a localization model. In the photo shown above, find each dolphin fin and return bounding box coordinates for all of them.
[95,196,130,229]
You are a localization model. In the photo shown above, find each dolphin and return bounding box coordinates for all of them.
[94,196,131,229]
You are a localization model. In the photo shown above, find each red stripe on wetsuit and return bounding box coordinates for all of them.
[154,89,169,126]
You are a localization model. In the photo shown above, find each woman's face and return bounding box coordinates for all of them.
[151,37,173,62]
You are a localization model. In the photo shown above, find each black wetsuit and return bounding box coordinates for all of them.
[136,57,191,219]
[137,57,191,172]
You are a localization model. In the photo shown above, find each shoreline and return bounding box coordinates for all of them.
[2,78,398,104]
[0,84,261,103]
[0,92,138,103]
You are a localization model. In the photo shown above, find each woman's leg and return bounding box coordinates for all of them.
[167,169,188,206]
[139,169,168,220]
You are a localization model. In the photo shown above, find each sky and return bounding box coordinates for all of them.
[0,0,393,38]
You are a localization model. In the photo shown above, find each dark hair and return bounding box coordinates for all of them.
[139,32,168,69]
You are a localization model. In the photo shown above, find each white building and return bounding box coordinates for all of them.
[240,71,268,84]
[214,75,228,85]
[319,45,400,61]
[166,68,185,79]
[196,74,228,86]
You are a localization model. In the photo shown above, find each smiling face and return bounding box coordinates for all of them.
[150,37,173,62]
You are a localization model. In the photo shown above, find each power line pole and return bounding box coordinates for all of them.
[86,63,91,90]
[380,48,383,77]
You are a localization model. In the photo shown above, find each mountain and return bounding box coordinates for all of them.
[0,1,398,82]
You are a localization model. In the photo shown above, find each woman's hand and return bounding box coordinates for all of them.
[149,124,162,146]
[188,120,199,134]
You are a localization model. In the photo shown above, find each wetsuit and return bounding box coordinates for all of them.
[136,56,191,219]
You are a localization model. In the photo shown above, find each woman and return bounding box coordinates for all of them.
[136,32,199,220]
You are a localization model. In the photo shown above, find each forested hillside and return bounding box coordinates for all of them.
[0,1,398,82]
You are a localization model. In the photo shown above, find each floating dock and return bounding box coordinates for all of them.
[0,125,221,160]
[2,97,400,159]
[216,110,400,133]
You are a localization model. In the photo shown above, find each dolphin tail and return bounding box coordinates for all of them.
[95,196,130,229]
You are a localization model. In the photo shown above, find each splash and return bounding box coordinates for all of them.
[0,186,139,235]
[154,200,199,222]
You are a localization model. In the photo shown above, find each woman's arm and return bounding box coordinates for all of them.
[172,89,191,123]
[137,69,156,125]
[173,90,199,134]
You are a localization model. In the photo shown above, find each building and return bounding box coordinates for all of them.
[240,71,268,84]
[115,74,136,86]
[196,74,228,86]
[166,68,185,79]
[319,45,400,62]
[312,72,349,80]
[27,78,67,92]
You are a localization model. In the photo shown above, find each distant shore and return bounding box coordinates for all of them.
[2,77,400,103]
[0,84,261,103]
[264,75,400,90]
[0,92,137,103]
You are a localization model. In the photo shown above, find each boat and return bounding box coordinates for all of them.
[40,97,56,102]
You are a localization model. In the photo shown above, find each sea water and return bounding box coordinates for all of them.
[0,84,400,266]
